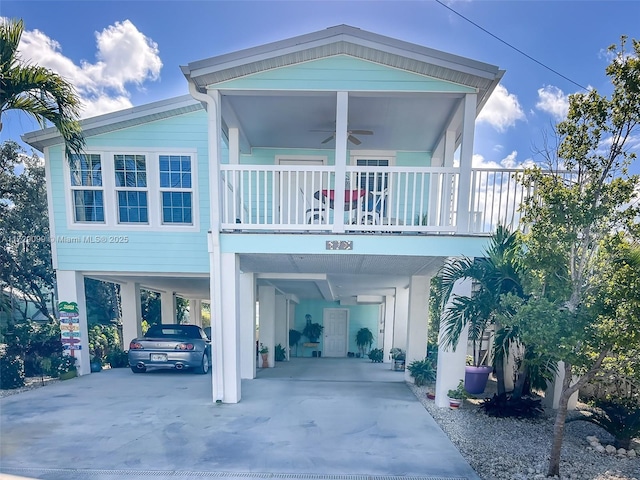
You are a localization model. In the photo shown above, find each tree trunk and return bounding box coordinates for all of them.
[494,354,506,395]
[512,361,529,399]
[547,362,573,477]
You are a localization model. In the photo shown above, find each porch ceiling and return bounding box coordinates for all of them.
[84,254,444,304]
[222,91,460,153]
[242,253,445,302]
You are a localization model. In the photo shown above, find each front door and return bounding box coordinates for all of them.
[323,308,348,357]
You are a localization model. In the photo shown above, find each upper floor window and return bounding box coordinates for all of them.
[70,154,104,223]
[114,154,148,223]
[355,158,389,192]
[159,155,192,224]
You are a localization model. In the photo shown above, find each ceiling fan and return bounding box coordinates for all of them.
[311,129,374,145]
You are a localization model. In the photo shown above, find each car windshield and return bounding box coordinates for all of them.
[145,325,203,339]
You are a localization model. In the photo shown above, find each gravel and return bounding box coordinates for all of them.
[409,383,639,480]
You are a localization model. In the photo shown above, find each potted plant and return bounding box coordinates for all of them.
[447,379,469,409]
[289,329,302,357]
[259,343,269,368]
[302,322,324,344]
[356,327,374,357]
[367,348,384,363]
[275,344,286,362]
[390,348,406,371]
[407,358,436,386]
[90,355,102,373]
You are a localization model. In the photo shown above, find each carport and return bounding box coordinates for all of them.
[0,359,480,480]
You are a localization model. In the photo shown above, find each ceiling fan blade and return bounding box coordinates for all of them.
[321,134,335,144]
[348,135,362,145]
[349,130,373,135]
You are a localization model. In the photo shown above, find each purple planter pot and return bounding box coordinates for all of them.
[464,366,492,394]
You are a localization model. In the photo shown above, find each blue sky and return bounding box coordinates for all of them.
[1,0,639,172]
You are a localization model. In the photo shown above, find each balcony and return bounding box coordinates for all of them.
[219,164,532,235]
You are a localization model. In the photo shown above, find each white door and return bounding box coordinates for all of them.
[323,308,349,357]
[277,157,326,224]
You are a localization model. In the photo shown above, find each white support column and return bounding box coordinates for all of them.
[189,299,202,327]
[228,127,240,164]
[404,276,430,382]
[287,298,296,359]
[258,286,276,368]
[456,93,476,234]
[333,91,348,232]
[543,361,579,410]
[220,252,241,403]
[239,272,256,379]
[55,271,90,376]
[275,294,287,361]
[382,294,396,364]
[161,291,176,324]
[120,282,142,348]
[393,287,409,350]
[435,277,471,408]
[443,130,457,168]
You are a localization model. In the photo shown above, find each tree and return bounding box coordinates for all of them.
[0,140,54,321]
[0,18,84,159]
[438,225,528,394]
[513,37,640,477]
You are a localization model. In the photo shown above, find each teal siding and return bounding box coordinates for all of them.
[292,300,380,357]
[49,110,210,273]
[212,56,477,93]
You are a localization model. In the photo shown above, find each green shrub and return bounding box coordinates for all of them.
[481,393,543,418]
[407,358,436,386]
[368,348,384,363]
[0,355,25,389]
[570,397,640,449]
[106,348,129,368]
[275,344,286,361]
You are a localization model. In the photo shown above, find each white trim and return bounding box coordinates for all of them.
[276,155,328,165]
[63,147,199,232]
[350,151,396,165]
[43,147,58,269]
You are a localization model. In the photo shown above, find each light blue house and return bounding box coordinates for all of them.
[24,25,527,406]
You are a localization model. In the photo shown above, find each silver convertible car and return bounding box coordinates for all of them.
[128,324,211,374]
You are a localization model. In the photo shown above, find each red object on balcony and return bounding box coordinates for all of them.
[315,189,367,211]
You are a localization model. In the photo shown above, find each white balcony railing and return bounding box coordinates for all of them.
[219,165,530,235]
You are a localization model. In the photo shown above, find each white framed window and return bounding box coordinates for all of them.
[70,153,104,223]
[350,152,395,192]
[114,154,148,224]
[159,155,193,224]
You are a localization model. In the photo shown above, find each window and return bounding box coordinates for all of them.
[356,158,389,192]
[70,154,104,222]
[115,154,148,223]
[159,155,193,224]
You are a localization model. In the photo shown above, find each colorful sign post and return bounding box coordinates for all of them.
[58,301,82,356]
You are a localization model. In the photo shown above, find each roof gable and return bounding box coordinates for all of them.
[208,55,477,93]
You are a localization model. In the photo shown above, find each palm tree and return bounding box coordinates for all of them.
[0,18,84,159]
[438,225,526,395]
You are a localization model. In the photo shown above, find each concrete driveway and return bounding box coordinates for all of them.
[1,358,480,480]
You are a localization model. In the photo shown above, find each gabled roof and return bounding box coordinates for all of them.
[181,24,504,108]
[22,95,203,152]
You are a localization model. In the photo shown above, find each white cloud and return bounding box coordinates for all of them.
[15,19,162,118]
[477,84,525,132]
[471,151,535,170]
[536,85,568,121]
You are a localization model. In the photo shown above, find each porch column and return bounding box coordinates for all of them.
[189,299,202,327]
[55,270,90,376]
[332,91,349,232]
[275,294,287,361]
[258,286,276,368]
[382,294,396,364]
[120,281,142,348]
[286,297,297,360]
[435,277,471,408]
[393,287,409,350]
[404,276,430,382]
[161,291,176,324]
[543,361,579,410]
[239,272,256,379]
[219,252,241,403]
[456,93,476,234]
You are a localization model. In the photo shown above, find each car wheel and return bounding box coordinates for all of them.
[196,353,209,374]
[130,365,146,374]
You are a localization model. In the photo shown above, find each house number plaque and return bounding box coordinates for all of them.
[326,240,353,251]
